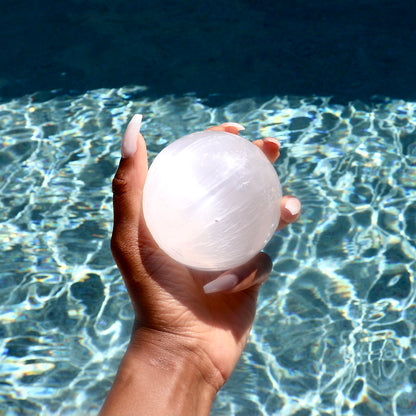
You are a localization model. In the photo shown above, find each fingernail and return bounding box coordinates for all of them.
[203,273,239,294]
[221,122,245,131]
[285,198,301,216]
[264,137,281,147]
[121,114,142,158]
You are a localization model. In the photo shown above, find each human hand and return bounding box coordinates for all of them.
[101,116,301,416]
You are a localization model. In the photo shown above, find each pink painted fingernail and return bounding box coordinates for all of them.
[222,122,245,131]
[285,198,301,216]
[264,137,281,147]
[203,273,239,294]
[121,114,142,158]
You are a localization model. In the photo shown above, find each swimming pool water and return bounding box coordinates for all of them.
[0,88,415,415]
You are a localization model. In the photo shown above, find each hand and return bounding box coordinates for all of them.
[100,116,301,416]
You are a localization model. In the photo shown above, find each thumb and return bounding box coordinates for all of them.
[111,114,148,269]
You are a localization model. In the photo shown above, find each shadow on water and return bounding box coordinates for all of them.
[1,0,416,105]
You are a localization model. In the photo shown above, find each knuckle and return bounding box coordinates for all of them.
[111,229,137,257]
[110,232,128,260]
[112,173,130,196]
[110,232,120,254]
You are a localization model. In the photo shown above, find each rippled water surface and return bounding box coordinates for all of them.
[1,88,415,415]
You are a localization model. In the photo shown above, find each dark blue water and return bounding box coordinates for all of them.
[1,0,416,104]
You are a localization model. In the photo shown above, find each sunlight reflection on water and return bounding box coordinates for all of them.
[1,88,415,415]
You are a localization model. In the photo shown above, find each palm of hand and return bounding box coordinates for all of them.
[126,221,260,383]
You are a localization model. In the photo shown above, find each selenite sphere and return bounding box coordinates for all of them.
[143,130,282,271]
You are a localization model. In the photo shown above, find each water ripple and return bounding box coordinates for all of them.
[1,89,415,415]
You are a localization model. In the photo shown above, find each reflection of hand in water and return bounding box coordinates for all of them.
[100,115,301,416]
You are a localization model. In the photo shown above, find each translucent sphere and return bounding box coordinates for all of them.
[143,130,282,271]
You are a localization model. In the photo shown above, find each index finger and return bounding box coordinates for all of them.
[207,123,281,163]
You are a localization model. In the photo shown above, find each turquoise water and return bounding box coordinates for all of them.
[1,88,415,415]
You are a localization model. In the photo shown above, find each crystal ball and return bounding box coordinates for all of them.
[143,130,282,271]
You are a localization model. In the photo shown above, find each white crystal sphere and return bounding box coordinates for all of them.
[143,130,282,271]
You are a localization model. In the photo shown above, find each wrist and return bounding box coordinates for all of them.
[130,326,225,390]
[100,327,220,416]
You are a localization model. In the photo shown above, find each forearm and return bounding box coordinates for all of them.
[99,329,218,416]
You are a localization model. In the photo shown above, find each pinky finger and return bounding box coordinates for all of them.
[203,252,272,294]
